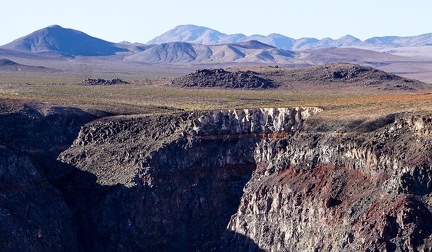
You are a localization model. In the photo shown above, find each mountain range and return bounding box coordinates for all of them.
[124,40,296,64]
[0,24,431,65]
[147,25,432,50]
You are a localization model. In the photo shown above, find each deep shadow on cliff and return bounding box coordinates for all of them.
[53,107,320,251]
[2,102,432,251]
[0,101,127,251]
[51,157,262,251]
[0,102,263,251]
[53,161,259,251]
[0,102,104,251]
[56,109,275,251]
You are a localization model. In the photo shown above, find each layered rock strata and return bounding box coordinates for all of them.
[223,114,432,251]
[3,103,432,251]
[58,107,319,251]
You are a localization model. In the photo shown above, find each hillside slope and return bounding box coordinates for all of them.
[0,58,60,72]
[171,63,428,92]
[1,25,127,56]
[124,40,295,64]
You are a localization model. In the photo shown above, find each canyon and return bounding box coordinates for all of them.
[2,102,432,251]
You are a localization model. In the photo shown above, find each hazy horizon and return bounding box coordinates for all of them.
[1,0,431,45]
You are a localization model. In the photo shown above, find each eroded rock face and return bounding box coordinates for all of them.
[55,108,432,251]
[0,147,77,251]
[58,107,318,251]
[3,103,432,251]
[0,103,104,251]
[60,107,320,187]
[223,114,432,251]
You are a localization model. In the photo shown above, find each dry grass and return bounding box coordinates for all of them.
[1,80,431,117]
[1,64,432,120]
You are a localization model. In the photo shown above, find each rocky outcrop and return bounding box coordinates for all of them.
[0,101,107,251]
[0,147,77,251]
[3,102,432,251]
[80,78,129,85]
[57,107,432,251]
[58,107,319,251]
[170,64,429,91]
[223,114,432,251]
[170,68,277,89]
[279,63,425,90]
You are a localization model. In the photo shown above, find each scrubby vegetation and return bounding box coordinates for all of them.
[0,63,431,119]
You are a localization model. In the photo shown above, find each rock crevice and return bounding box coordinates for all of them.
[224,113,432,251]
[3,104,432,251]
[57,107,319,251]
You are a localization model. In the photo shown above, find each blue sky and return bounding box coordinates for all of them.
[1,0,431,45]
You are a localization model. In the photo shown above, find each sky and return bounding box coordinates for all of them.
[1,0,431,45]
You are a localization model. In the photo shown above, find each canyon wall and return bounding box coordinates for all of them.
[2,104,432,251]
[0,105,102,251]
[223,114,432,251]
[58,107,319,251]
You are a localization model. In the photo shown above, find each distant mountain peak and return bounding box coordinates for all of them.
[174,24,216,30]
[1,25,127,56]
[340,34,357,39]
[147,24,229,45]
[47,24,64,29]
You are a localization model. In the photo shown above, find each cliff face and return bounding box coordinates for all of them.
[0,103,103,251]
[223,115,432,251]
[0,147,76,251]
[58,107,319,251]
[2,103,432,251]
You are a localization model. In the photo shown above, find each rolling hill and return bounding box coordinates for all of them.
[170,63,428,91]
[0,58,60,72]
[1,25,127,56]
[124,41,413,66]
[124,40,296,64]
[362,33,432,47]
[297,47,416,65]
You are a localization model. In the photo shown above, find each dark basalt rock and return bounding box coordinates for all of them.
[0,102,105,251]
[329,64,401,81]
[171,68,278,89]
[81,78,129,85]
[2,102,432,251]
[0,58,18,66]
